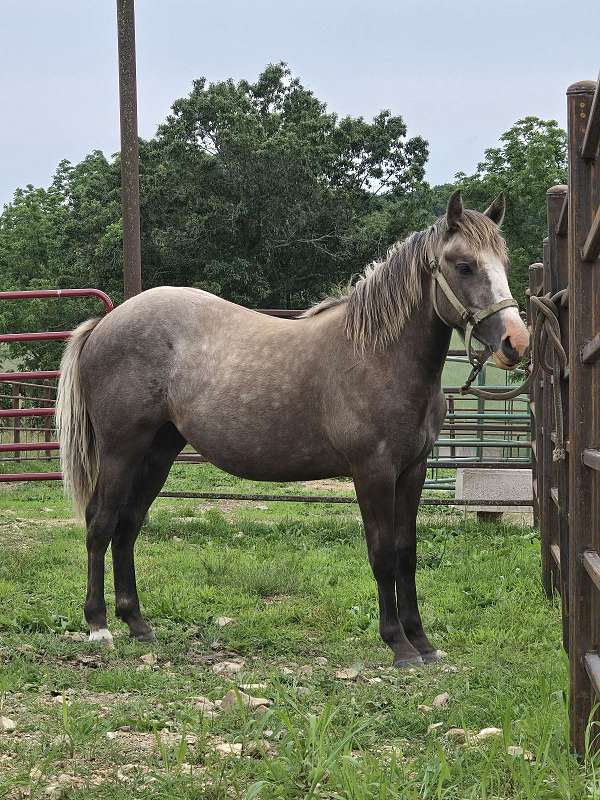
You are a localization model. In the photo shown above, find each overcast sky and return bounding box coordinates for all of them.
[1,0,599,208]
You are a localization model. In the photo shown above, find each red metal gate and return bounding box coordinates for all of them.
[0,289,113,482]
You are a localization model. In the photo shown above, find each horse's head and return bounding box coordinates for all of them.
[432,190,529,370]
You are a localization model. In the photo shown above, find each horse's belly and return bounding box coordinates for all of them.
[177,402,347,482]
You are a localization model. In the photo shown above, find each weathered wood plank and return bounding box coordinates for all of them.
[584,652,600,698]
[581,73,600,159]
[567,78,599,755]
[557,194,569,237]
[583,449,600,471]
[582,332,600,364]
[551,543,561,568]
[582,203,600,262]
[527,261,549,548]
[583,550,600,593]
[547,184,570,647]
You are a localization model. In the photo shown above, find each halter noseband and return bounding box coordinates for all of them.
[428,258,519,385]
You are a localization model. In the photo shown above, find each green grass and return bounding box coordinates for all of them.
[0,466,598,799]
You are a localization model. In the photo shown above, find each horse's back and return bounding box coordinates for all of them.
[77,286,347,476]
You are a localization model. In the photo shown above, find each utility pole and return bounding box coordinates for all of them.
[116,0,142,298]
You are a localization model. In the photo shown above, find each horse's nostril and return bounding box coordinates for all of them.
[502,336,519,362]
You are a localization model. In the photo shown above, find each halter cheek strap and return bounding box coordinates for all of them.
[428,259,519,374]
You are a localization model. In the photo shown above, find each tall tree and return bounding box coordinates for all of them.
[142,62,429,307]
[454,117,567,303]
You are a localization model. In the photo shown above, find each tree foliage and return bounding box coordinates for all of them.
[454,117,567,304]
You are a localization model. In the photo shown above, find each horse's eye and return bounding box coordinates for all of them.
[456,262,472,275]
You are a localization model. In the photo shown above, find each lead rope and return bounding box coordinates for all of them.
[460,289,568,462]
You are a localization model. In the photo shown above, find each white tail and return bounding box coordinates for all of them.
[56,318,102,518]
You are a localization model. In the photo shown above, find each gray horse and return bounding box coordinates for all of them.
[56,191,528,667]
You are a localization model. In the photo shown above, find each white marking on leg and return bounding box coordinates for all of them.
[89,628,114,645]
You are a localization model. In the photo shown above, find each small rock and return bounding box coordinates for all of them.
[172,536,183,542]
[139,652,157,666]
[432,692,450,709]
[476,727,503,742]
[314,657,328,666]
[106,731,119,740]
[507,745,534,760]
[195,696,216,712]
[215,616,234,627]
[417,704,433,712]
[246,739,271,757]
[44,775,81,799]
[445,727,467,744]
[298,665,313,676]
[367,677,383,685]
[255,505,268,511]
[221,689,272,712]
[212,659,245,676]
[30,767,43,781]
[280,666,294,676]
[214,741,243,757]
[0,716,16,733]
[50,734,71,747]
[62,631,86,642]
[52,695,70,706]
[427,722,444,733]
[335,662,364,681]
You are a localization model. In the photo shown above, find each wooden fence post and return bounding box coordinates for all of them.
[541,237,560,596]
[567,78,599,755]
[528,262,543,530]
[547,184,570,650]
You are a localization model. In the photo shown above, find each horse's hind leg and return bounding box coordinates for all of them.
[84,454,137,645]
[394,460,443,663]
[111,423,185,641]
[84,424,184,643]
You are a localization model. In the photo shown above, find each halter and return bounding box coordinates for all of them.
[428,258,519,389]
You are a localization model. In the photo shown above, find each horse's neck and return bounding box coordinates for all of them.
[388,285,452,383]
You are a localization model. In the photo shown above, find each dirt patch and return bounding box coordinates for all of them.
[302,479,353,493]
[263,595,294,606]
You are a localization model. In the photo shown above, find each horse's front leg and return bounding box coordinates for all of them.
[354,465,423,668]
[394,460,443,663]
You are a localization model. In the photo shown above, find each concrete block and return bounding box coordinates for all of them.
[455,468,532,513]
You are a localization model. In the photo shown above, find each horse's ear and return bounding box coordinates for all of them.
[484,192,506,226]
[446,190,463,231]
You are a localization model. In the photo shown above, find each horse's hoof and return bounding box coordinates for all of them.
[393,654,424,669]
[422,649,447,664]
[88,628,114,646]
[132,630,157,643]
